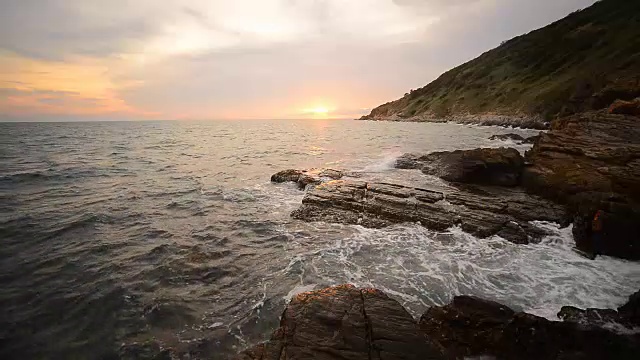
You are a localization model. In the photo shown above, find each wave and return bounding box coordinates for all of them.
[278,222,640,321]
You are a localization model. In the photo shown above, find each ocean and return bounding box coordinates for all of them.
[1,119,639,359]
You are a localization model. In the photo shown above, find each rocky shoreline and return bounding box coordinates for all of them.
[236,285,640,360]
[248,102,640,359]
[359,112,548,130]
[279,105,640,260]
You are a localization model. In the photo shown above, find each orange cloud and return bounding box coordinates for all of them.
[0,52,156,118]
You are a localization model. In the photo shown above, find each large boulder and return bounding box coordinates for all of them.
[235,285,444,360]
[398,148,525,187]
[522,110,640,259]
[290,180,568,244]
[420,295,639,359]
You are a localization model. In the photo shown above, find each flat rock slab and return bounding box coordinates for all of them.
[235,284,444,360]
[291,180,568,244]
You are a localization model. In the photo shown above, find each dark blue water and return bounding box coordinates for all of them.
[1,120,638,359]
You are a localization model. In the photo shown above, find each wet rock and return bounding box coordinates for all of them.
[489,133,526,142]
[420,295,640,360]
[618,289,640,327]
[423,148,525,187]
[270,168,344,190]
[524,111,640,201]
[608,98,640,116]
[270,169,304,183]
[570,200,640,260]
[522,110,640,259]
[397,148,525,187]
[291,180,568,244]
[557,306,627,328]
[237,286,640,360]
[523,134,540,144]
[395,153,431,169]
[235,284,444,360]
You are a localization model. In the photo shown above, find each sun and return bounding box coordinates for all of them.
[303,106,331,118]
[309,106,329,115]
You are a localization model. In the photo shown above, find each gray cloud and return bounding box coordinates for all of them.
[0,0,155,59]
[0,0,598,119]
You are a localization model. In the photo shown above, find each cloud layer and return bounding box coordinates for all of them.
[0,0,596,120]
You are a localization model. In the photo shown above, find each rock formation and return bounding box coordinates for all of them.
[395,148,525,187]
[289,180,568,244]
[235,285,443,360]
[522,110,640,259]
[556,289,640,330]
[420,294,639,360]
[236,285,640,360]
[270,168,345,190]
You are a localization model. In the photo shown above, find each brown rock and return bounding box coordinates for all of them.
[420,295,640,360]
[523,134,541,144]
[397,148,525,187]
[291,180,568,244]
[235,285,443,360]
[608,98,640,116]
[237,286,640,360]
[395,153,431,170]
[271,168,345,190]
[522,111,640,259]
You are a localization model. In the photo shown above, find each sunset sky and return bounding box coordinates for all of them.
[0,0,596,121]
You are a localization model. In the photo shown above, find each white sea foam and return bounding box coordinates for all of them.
[361,152,402,172]
[287,222,640,320]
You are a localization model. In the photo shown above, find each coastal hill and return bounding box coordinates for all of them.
[360,0,640,128]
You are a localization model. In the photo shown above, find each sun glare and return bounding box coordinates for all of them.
[302,105,332,118]
[310,106,329,115]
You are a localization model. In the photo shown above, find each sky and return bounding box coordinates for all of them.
[0,0,597,121]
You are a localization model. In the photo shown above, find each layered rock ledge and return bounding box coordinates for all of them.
[522,110,640,259]
[290,180,568,244]
[237,285,640,360]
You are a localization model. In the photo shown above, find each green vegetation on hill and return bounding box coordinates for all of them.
[363,0,640,121]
